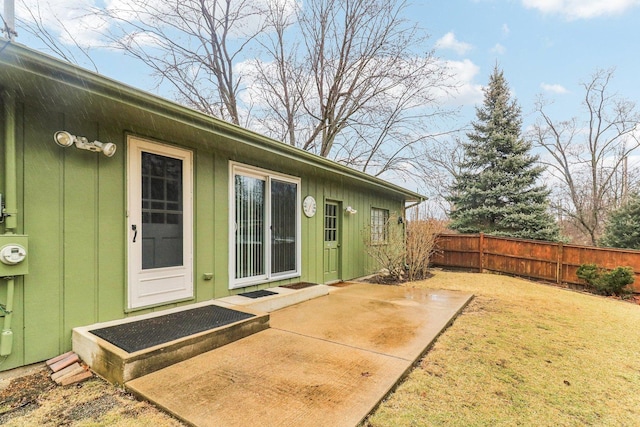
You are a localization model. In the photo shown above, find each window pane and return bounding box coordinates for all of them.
[371,208,389,244]
[271,180,297,274]
[141,152,183,269]
[235,175,265,279]
[166,180,180,201]
[151,213,164,224]
[142,176,150,199]
[151,178,164,200]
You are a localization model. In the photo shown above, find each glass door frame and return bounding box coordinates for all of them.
[228,161,302,289]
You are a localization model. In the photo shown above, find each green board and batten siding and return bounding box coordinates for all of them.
[0,43,421,370]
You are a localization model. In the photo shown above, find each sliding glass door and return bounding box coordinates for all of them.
[230,163,301,288]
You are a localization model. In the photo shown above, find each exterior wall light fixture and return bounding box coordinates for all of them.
[53,131,117,157]
[345,206,357,215]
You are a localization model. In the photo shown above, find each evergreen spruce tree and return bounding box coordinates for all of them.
[600,194,640,249]
[448,67,559,241]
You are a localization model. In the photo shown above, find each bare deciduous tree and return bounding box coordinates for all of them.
[245,0,457,176]
[531,69,640,245]
[102,0,269,125]
[15,0,99,72]
[297,0,446,157]
[16,0,456,180]
[417,135,466,215]
[243,0,306,147]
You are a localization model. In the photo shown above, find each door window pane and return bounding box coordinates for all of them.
[271,180,297,274]
[141,152,184,269]
[325,203,337,242]
[235,175,266,279]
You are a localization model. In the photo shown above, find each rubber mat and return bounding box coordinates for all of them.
[238,289,278,299]
[90,305,255,353]
[280,282,318,290]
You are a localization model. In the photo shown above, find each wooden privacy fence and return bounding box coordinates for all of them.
[432,233,640,292]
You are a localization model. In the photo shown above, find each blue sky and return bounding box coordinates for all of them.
[4,0,640,132]
[413,0,640,128]
[1,0,639,176]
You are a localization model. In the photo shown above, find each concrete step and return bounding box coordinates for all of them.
[72,284,329,385]
[72,301,268,385]
[218,284,330,312]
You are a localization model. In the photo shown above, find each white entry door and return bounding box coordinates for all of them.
[127,136,193,309]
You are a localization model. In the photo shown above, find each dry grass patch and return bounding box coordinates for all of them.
[366,270,640,426]
[0,371,184,426]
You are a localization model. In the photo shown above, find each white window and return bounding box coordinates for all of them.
[371,208,389,244]
[229,162,301,288]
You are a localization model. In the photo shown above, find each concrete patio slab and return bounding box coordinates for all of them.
[126,283,473,427]
[270,283,471,360]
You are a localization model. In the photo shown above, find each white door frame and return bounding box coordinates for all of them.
[127,136,194,309]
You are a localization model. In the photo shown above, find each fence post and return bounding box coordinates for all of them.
[556,242,563,285]
[478,232,484,273]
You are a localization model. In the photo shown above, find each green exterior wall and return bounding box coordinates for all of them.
[0,43,421,371]
[0,98,405,370]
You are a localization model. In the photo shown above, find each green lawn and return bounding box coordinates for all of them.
[366,270,640,426]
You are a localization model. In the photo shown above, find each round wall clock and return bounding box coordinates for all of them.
[303,195,317,218]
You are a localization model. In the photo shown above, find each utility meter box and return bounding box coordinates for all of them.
[0,235,28,277]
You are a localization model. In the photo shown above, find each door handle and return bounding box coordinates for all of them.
[132,224,138,243]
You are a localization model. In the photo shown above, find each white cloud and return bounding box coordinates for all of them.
[14,0,283,49]
[102,0,174,25]
[502,24,510,36]
[16,0,109,48]
[435,32,473,55]
[522,0,640,19]
[541,82,569,94]
[491,43,506,54]
[437,59,484,106]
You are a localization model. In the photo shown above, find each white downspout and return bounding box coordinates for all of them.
[1,90,17,356]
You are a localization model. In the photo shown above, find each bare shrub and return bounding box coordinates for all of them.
[363,213,406,282]
[363,211,446,283]
[406,219,446,281]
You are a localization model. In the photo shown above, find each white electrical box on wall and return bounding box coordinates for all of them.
[0,235,28,277]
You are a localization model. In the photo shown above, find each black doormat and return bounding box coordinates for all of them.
[280,282,318,290]
[238,289,278,299]
[90,305,255,353]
